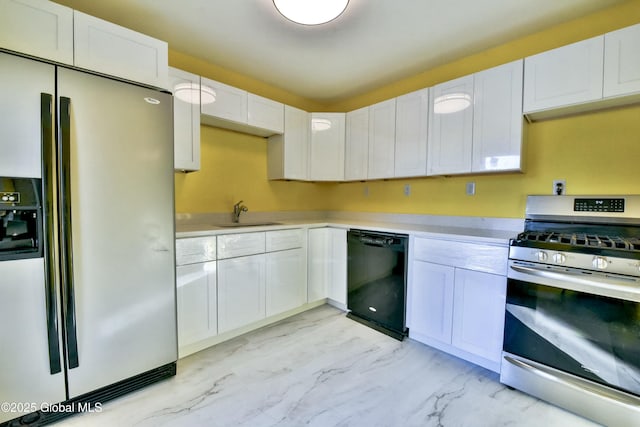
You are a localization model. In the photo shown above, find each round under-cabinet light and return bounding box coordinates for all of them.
[174,83,216,105]
[433,93,472,114]
[273,0,349,25]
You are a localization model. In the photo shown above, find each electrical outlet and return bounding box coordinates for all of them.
[466,181,476,196]
[404,184,411,196]
[363,185,369,197]
[553,180,566,195]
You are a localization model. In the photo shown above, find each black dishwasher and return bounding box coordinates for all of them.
[347,229,408,340]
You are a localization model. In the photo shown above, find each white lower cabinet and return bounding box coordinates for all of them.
[451,268,506,363]
[175,236,217,357]
[217,254,266,334]
[409,261,454,344]
[266,248,307,316]
[307,228,347,307]
[176,262,217,351]
[408,237,507,373]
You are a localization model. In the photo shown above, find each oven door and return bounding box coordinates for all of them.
[504,260,640,397]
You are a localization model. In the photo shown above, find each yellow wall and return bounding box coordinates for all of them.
[174,126,331,213]
[324,105,640,218]
[174,1,640,218]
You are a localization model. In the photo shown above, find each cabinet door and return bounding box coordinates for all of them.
[451,269,506,363]
[327,228,347,305]
[394,88,429,177]
[248,93,284,134]
[217,254,266,333]
[604,23,640,97]
[523,36,604,113]
[344,107,369,181]
[73,11,168,89]
[200,77,248,123]
[428,75,474,175]
[266,248,307,316]
[0,0,73,64]
[267,105,309,180]
[409,261,455,344]
[309,113,346,181]
[307,228,347,305]
[307,228,328,302]
[367,99,396,179]
[472,60,523,173]
[169,67,201,172]
[176,262,217,350]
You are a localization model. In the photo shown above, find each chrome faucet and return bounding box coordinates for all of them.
[232,200,248,223]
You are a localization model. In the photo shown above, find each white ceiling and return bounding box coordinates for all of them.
[53,0,626,104]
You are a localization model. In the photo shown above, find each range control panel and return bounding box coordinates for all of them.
[0,192,20,204]
[574,198,625,213]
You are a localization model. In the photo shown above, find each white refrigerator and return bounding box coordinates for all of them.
[0,51,177,424]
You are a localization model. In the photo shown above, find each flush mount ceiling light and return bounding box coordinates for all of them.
[433,93,472,114]
[174,82,216,105]
[273,0,349,25]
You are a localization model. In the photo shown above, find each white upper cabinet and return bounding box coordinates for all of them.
[394,88,429,178]
[268,105,310,180]
[428,75,474,176]
[0,0,73,65]
[200,77,248,124]
[309,113,346,181]
[200,79,284,137]
[472,60,524,173]
[170,67,201,172]
[344,107,369,181]
[523,36,604,116]
[248,93,284,134]
[367,99,396,179]
[73,11,168,89]
[604,23,640,98]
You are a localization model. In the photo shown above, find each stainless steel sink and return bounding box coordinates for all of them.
[213,222,281,228]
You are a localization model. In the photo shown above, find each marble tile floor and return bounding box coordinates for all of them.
[59,305,600,427]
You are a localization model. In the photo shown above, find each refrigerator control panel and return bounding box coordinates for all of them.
[0,192,20,204]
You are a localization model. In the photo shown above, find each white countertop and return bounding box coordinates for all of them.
[176,218,519,246]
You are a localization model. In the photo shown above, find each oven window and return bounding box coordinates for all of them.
[504,279,640,397]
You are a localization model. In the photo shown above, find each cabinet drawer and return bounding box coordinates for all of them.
[413,238,507,275]
[266,229,304,252]
[176,236,216,265]
[217,232,265,259]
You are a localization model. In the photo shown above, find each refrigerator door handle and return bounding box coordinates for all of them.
[41,93,62,375]
[59,96,80,369]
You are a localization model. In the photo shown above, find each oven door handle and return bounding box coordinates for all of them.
[509,264,640,302]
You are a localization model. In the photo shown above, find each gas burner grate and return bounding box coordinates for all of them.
[517,232,640,252]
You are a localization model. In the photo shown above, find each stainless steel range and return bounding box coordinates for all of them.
[501,195,640,427]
